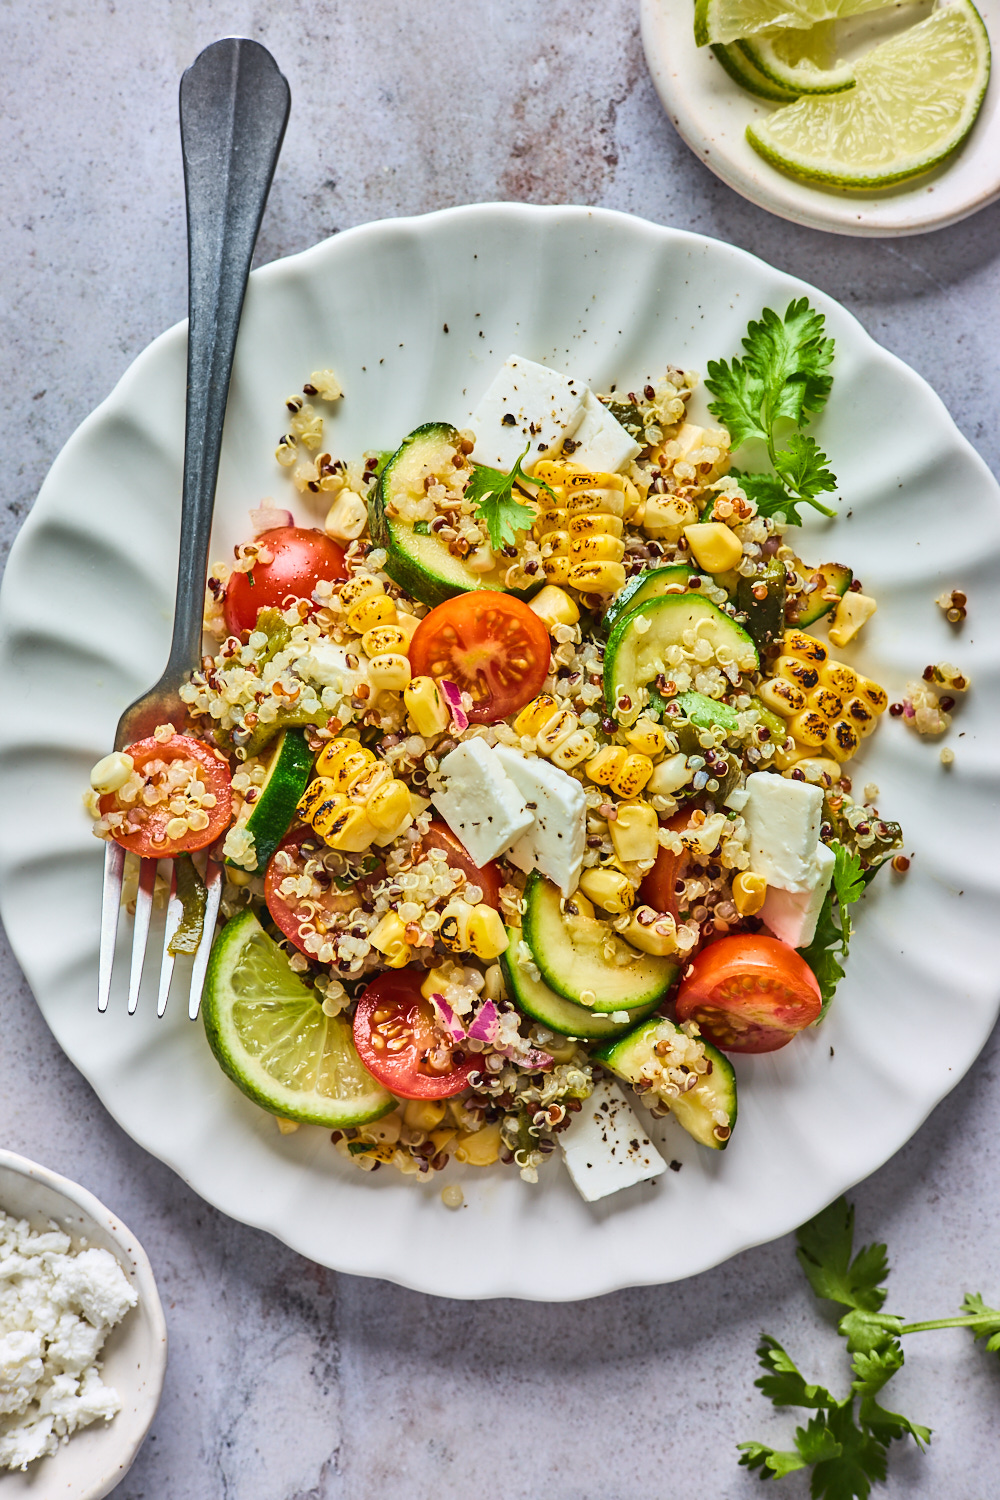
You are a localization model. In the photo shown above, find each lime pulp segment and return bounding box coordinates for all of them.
[746,0,991,188]
[695,0,920,46]
[202,908,394,1127]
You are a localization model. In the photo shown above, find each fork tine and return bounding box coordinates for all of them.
[157,865,183,1018]
[98,840,126,1013]
[127,858,158,1016]
[188,858,222,1021]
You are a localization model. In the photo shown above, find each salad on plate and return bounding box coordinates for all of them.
[86,298,925,1205]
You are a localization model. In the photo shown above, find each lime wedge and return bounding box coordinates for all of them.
[231,728,315,873]
[202,908,395,1126]
[747,0,991,189]
[712,40,799,99]
[739,22,857,93]
[695,0,917,47]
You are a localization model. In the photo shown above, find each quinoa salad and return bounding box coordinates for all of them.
[85,300,968,1205]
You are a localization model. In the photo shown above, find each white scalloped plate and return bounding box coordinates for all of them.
[1,204,998,1301]
[641,0,1000,237]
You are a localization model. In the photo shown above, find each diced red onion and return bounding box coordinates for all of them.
[428,992,466,1042]
[467,999,500,1043]
[440,679,470,733]
[249,505,294,536]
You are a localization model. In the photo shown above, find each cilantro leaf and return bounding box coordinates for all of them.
[798,842,865,1017]
[814,1404,889,1500]
[703,357,769,450]
[851,1342,904,1396]
[963,1293,1000,1354]
[796,1197,889,1313]
[741,298,835,431]
[773,433,838,515]
[738,1418,843,1480]
[463,445,543,551]
[755,1336,836,1410]
[839,1310,902,1356]
[858,1398,931,1452]
[729,467,801,521]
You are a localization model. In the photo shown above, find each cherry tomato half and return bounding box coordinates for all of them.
[353,970,478,1099]
[265,827,382,955]
[639,810,694,920]
[410,820,503,910]
[223,526,347,636]
[101,734,232,858]
[407,592,551,725]
[674,935,822,1054]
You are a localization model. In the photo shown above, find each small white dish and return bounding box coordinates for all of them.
[0,1150,167,1499]
[640,0,1000,236]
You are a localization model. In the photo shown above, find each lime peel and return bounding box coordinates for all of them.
[695,0,921,47]
[738,22,858,95]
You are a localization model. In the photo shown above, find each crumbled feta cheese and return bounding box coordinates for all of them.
[469,356,588,474]
[743,772,824,893]
[434,739,534,866]
[494,746,587,896]
[558,1078,666,1202]
[568,390,642,472]
[0,1211,138,1472]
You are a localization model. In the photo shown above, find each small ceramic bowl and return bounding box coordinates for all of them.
[0,1150,167,1499]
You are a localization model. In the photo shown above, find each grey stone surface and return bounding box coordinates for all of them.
[1,1,999,1495]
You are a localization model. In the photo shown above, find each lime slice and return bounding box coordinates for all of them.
[739,22,857,93]
[202,908,395,1126]
[747,0,991,189]
[712,41,799,99]
[231,728,315,873]
[695,0,917,47]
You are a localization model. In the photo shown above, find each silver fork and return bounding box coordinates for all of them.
[99,38,290,1019]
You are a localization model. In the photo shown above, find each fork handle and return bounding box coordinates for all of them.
[167,38,290,680]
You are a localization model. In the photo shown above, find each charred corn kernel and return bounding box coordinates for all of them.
[843,696,876,736]
[787,710,829,748]
[807,686,843,719]
[324,489,368,543]
[642,493,699,541]
[585,744,627,787]
[758,677,806,717]
[772,740,810,771]
[347,762,393,802]
[403,1098,446,1131]
[394,611,420,647]
[784,756,840,786]
[367,653,412,692]
[828,591,877,648]
[536,709,578,756]
[90,751,134,794]
[682,522,743,574]
[622,908,678,956]
[775,655,821,692]
[623,723,668,757]
[732,871,767,916]
[404,675,450,736]
[857,677,888,713]
[482,963,505,1003]
[562,468,626,494]
[438,901,509,960]
[514,695,561,738]
[534,508,568,539]
[565,486,626,518]
[366,777,412,831]
[529,585,579,631]
[542,554,573,585]
[609,802,659,864]
[298,790,376,853]
[454,1121,502,1166]
[646,752,693,795]
[579,866,634,914]
[316,738,375,786]
[362,624,409,656]
[340,575,383,611]
[567,559,627,593]
[824,719,860,762]
[369,911,411,967]
[570,533,626,564]
[612,753,655,798]
[551,728,597,770]
[820,661,859,696]
[346,593,396,634]
[569,512,624,540]
[783,629,829,665]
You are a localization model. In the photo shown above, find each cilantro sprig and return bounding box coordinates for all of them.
[798,840,866,1018]
[739,1197,1000,1496]
[705,299,838,525]
[463,445,552,551]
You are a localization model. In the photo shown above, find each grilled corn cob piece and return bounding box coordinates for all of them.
[340,576,413,691]
[296,738,412,851]
[532,464,629,594]
[759,630,888,767]
[511,695,597,771]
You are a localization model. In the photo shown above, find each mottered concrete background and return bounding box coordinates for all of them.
[1,1,999,1495]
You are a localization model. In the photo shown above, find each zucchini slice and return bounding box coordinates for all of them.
[603,593,758,721]
[521,873,677,1012]
[230,728,315,872]
[603,564,694,636]
[786,562,853,628]
[369,422,510,607]
[594,1016,737,1150]
[500,933,662,1038]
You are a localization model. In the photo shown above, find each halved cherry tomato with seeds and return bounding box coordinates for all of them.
[674,934,822,1054]
[407,592,551,725]
[353,970,477,1099]
[639,809,695,920]
[410,820,503,910]
[100,734,232,858]
[265,827,382,956]
[223,526,347,636]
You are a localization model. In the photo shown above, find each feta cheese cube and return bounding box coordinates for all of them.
[558,1078,666,1202]
[293,641,362,694]
[494,746,586,895]
[743,773,824,893]
[470,356,587,475]
[763,839,836,948]
[568,389,642,472]
[434,738,533,866]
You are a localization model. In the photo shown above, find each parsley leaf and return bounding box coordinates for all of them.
[705,299,838,526]
[463,445,546,551]
[797,841,865,1016]
[754,1336,835,1410]
[962,1293,1000,1354]
[796,1197,889,1314]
